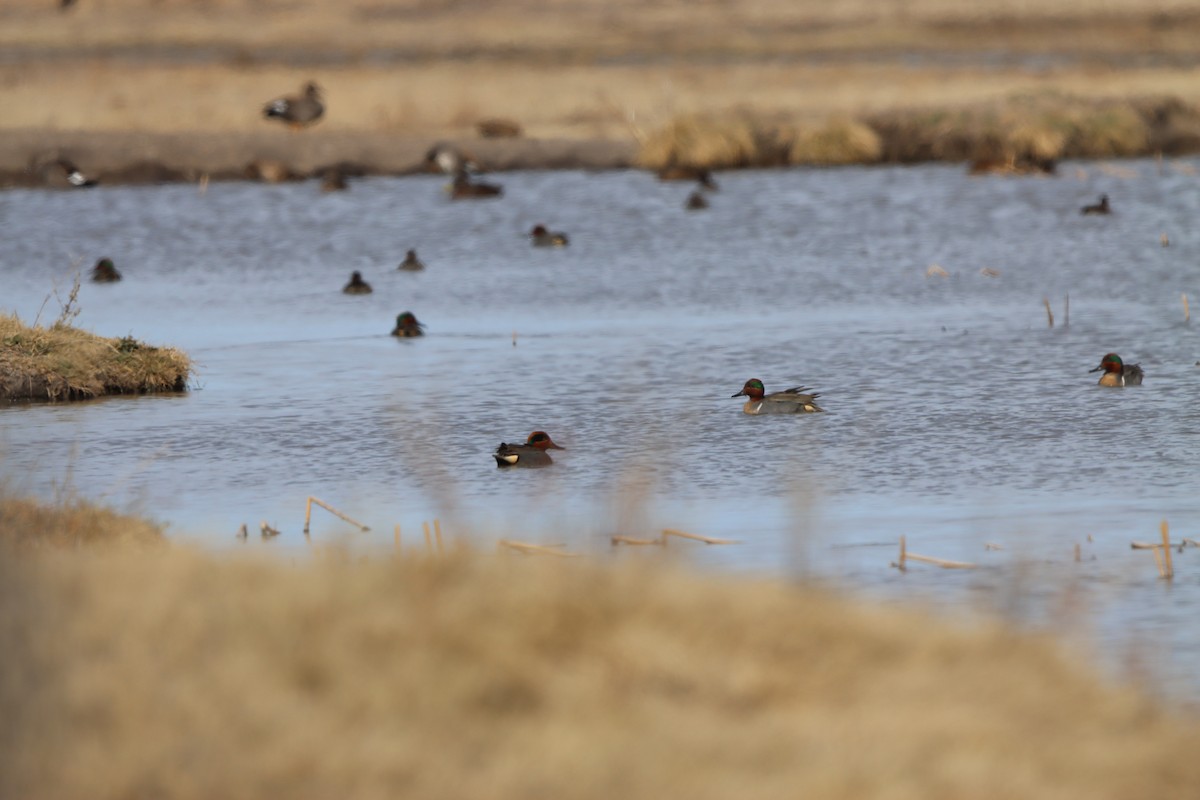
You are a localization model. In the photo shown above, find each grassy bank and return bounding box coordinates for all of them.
[2,496,1200,799]
[0,313,191,402]
[638,93,1200,171]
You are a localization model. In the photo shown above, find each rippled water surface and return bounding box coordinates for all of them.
[3,162,1199,695]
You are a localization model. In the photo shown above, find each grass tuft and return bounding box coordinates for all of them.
[788,117,883,165]
[0,313,192,402]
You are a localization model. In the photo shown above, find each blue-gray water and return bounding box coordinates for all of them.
[2,162,1198,696]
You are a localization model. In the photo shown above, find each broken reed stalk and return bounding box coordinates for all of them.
[394,525,401,553]
[893,536,976,569]
[1063,292,1069,327]
[904,552,978,569]
[423,522,432,553]
[1074,543,1081,562]
[612,535,665,546]
[1161,520,1174,580]
[434,519,444,555]
[303,496,369,534]
[497,540,580,557]
[1151,544,1166,579]
[661,528,739,545]
[1183,293,1190,323]
[1043,297,1054,328]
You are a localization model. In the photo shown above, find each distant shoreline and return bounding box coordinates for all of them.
[3,91,1199,189]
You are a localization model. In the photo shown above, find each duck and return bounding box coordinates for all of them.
[493,431,564,468]
[658,166,718,190]
[530,224,569,247]
[732,379,824,414]
[398,249,425,271]
[450,171,503,199]
[685,189,708,210]
[262,81,324,129]
[342,271,372,295]
[425,143,481,176]
[91,258,121,283]
[391,311,425,337]
[37,157,95,188]
[1090,353,1143,386]
[1081,194,1110,215]
[320,169,348,192]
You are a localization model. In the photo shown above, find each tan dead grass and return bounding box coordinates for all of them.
[0,313,192,401]
[1,495,1199,799]
[0,495,164,550]
[636,92,1196,170]
[3,0,1200,147]
[789,117,884,165]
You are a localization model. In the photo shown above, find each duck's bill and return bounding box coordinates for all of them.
[1088,366,1103,372]
[731,390,746,398]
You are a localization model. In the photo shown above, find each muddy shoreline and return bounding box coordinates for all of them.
[0,130,639,188]
[4,93,1200,190]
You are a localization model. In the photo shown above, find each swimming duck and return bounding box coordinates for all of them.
[391,311,425,337]
[91,258,121,283]
[1090,353,1143,386]
[425,144,481,176]
[398,249,425,271]
[1081,194,1110,215]
[530,224,569,247]
[450,171,503,199]
[320,169,348,192]
[685,189,708,210]
[262,82,324,129]
[493,431,564,468]
[732,379,824,414]
[658,166,718,190]
[342,271,372,295]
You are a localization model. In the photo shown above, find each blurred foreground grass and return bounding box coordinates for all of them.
[3,494,1200,799]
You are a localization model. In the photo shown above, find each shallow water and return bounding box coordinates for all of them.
[2,162,1199,695]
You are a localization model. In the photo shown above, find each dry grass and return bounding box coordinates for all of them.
[0,495,164,550]
[0,312,192,401]
[635,92,1200,170]
[3,0,1200,147]
[2,496,1200,799]
[789,117,884,166]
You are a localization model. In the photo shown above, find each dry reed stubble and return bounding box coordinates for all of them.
[3,529,1200,799]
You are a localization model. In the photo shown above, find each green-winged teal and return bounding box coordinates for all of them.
[1090,353,1142,386]
[91,258,121,283]
[426,144,481,176]
[391,312,424,337]
[450,171,503,199]
[399,249,425,271]
[263,82,324,129]
[1081,194,1110,215]
[342,271,372,295]
[732,379,824,414]
[530,224,569,247]
[320,169,348,192]
[493,431,564,468]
